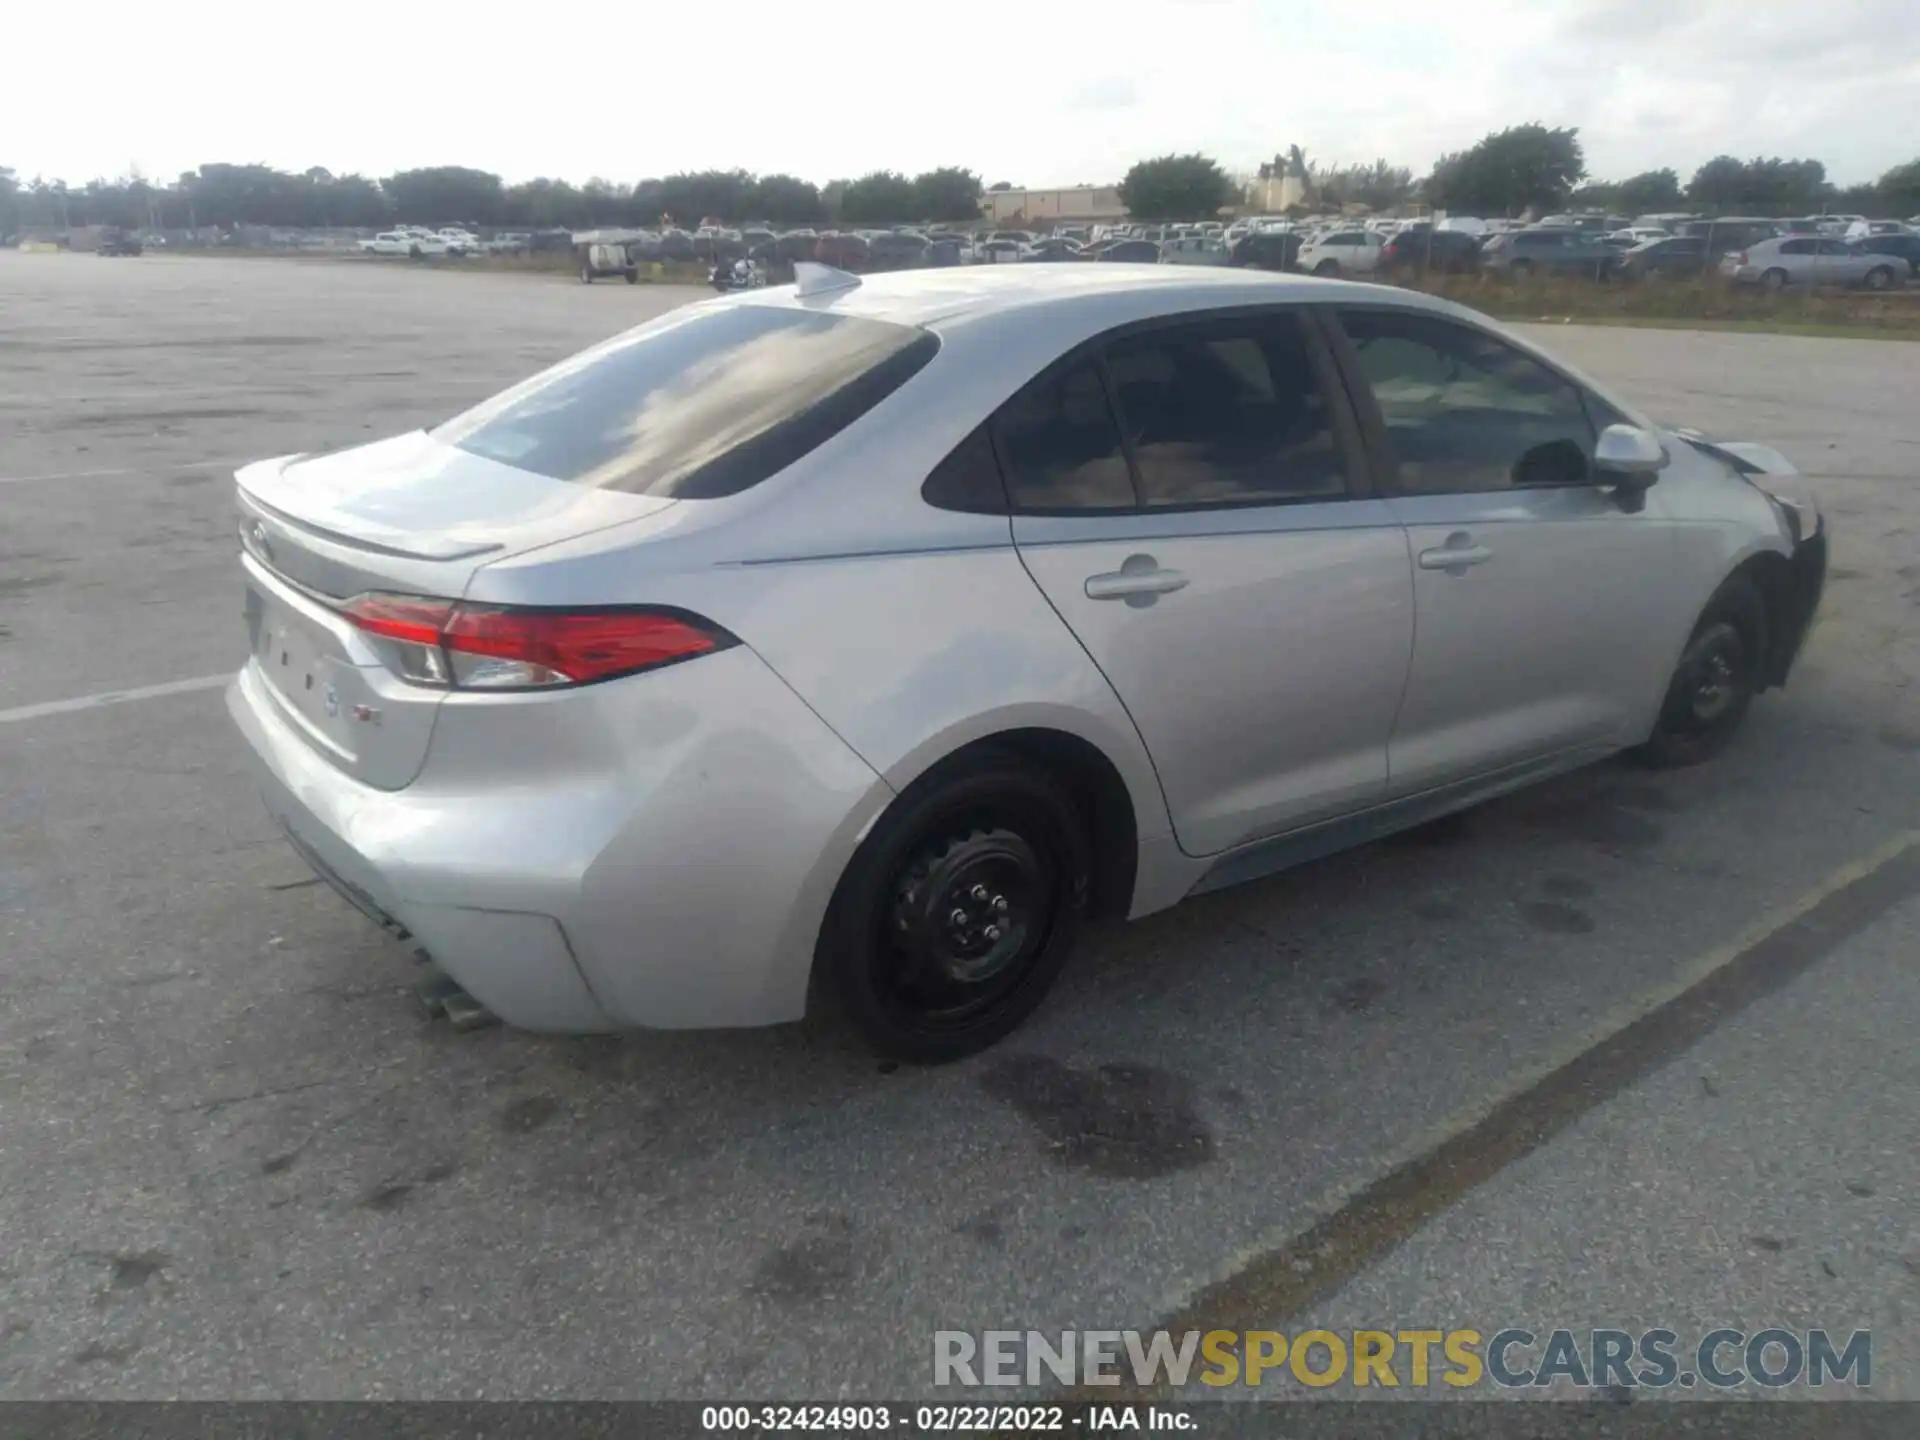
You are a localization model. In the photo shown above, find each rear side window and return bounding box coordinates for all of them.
[990,359,1136,510]
[1102,316,1347,506]
[1780,239,1816,255]
[436,306,936,498]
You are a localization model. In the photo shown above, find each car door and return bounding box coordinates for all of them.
[1005,310,1414,858]
[1326,305,1679,797]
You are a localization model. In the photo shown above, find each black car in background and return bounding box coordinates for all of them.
[1376,226,1481,275]
[1023,237,1084,263]
[1853,232,1920,277]
[1615,235,1710,279]
[1228,231,1302,271]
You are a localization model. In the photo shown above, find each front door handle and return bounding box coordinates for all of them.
[1417,533,1493,573]
[1085,554,1190,602]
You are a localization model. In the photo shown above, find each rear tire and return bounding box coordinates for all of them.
[1864,265,1896,291]
[1631,579,1765,769]
[817,753,1090,1064]
[624,267,639,284]
[579,263,593,284]
[1313,259,1340,276]
[1761,268,1789,292]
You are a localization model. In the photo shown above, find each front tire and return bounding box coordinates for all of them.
[817,754,1090,1063]
[1864,265,1896,291]
[1632,579,1764,769]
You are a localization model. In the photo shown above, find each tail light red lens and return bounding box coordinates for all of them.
[341,595,734,690]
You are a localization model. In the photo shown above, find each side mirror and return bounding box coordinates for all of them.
[1594,423,1668,480]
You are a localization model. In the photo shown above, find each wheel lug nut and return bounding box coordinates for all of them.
[983,924,1001,941]
[992,895,1008,912]
[948,909,968,927]
[970,884,989,901]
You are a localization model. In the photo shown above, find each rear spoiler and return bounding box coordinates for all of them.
[236,454,505,563]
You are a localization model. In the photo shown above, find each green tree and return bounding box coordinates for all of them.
[1117,153,1235,220]
[1423,124,1585,217]
[1686,156,1830,215]
[1878,158,1920,217]
[839,170,917,223]
[910,167,982,222]
[987,180,1015,192]
[381,166,505,225]
[1315,159,1414,211]
[1610,169,1684,214]
[503,177,586,229]
[750,173,824,224]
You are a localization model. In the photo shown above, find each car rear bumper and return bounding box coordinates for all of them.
[227,643,892,1033]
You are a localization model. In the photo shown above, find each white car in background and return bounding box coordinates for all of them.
[1296,227,1385,275]
[437,228,481,254]
[361,231,449,257]
[1160,235,1230,266]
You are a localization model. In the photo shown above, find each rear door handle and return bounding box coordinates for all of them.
[1417,535,1493,573]
[1085,557,1190,601]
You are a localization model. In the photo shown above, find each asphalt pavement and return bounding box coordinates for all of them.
[1,252,1916,1401]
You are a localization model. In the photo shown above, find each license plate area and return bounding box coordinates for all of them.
[244,579,367,755]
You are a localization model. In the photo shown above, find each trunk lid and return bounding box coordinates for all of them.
[234,433,676,790]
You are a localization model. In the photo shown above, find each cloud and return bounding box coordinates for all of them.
[1070,76,1143,111]
[2,0,1914,189]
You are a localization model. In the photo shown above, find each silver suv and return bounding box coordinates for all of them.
[228,265,1827,1060]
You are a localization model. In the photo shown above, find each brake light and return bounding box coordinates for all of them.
[341,594,734,690]
[1736,251,1748,265]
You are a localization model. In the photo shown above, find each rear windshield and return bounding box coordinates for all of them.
[434,305,938,497]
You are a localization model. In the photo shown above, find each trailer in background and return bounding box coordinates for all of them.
[572,229,641,284]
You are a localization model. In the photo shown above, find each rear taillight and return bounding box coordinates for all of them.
[1736,251,1748,265]
[341,594,734,691]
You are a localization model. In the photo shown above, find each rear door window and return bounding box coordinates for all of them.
[1101,315,1348,507]
[436,306,938,498]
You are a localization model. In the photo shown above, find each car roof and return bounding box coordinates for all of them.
[727,262,1484,339]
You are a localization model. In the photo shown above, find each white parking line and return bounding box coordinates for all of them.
[0,459,237,487]
[0,674,230,726]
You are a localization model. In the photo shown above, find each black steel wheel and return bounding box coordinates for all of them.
[1632,580,1764,769]
[819,753,1090,1063]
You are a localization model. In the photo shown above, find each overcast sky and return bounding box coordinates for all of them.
[8,0,1917,188]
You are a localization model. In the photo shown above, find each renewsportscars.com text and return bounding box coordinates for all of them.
[933,1327,1871,1391]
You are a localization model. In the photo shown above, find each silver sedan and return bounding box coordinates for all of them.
[228,264,1827,1061]
[1720,235,1907,290]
